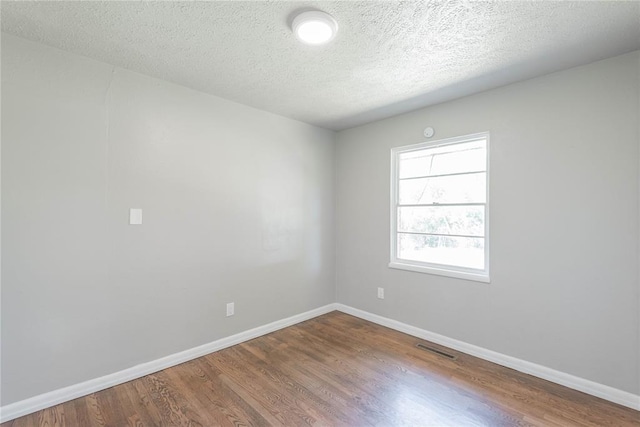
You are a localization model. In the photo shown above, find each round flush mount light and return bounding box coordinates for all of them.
[292,10,338,45]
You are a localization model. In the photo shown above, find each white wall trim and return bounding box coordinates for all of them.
[335,304,640,411]
[3,302,638,422]
[0,303,338,423]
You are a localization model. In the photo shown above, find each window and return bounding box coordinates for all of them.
[390,132,489,282]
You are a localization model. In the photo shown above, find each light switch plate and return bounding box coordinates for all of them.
[129,208,143,225]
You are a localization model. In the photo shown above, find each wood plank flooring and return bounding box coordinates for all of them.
[3,311,639,426]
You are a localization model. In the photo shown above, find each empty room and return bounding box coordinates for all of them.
[1,1,639,426]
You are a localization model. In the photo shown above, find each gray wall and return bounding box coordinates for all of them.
[2,32,639,407]
[1,34,335,405]
[335,51,640,394]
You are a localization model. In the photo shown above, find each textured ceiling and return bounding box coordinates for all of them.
[2,1,639,130]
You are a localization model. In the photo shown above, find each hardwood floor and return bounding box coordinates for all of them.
[3,311,639,426]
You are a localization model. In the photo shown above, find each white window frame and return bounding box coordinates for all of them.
[389,132,490,283]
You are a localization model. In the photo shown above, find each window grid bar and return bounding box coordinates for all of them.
[398,231,485,239]
[401,145,485,159]
[397,202,486,208]
[399,170,486,181]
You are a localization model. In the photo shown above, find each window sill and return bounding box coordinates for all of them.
[388,261,490,283]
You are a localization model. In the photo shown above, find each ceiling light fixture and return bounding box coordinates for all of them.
[292,11,338,45]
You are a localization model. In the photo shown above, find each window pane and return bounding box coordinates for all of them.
[398,172,486,205]
[398,206,484,236]
[399,140,486,179]
[398,233,485,270]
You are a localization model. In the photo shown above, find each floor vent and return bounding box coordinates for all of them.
[416,343,457,360]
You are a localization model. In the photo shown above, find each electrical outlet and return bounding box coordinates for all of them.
[377,287,384,299]
[226,302,235,317]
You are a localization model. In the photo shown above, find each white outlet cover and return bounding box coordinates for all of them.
[226,302,235,317]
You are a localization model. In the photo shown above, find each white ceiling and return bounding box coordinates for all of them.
[2,1,639,130]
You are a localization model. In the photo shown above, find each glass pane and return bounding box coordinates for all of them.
[398,173,486,205]
[399,140,486,179]
[398,206,484,236]
[398,233,485,270]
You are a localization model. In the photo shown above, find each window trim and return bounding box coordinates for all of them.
[389,132,490,283]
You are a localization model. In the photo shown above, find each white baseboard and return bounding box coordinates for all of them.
[335,304,640,411]
[3,302,638,422]
[0,304,338,423]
